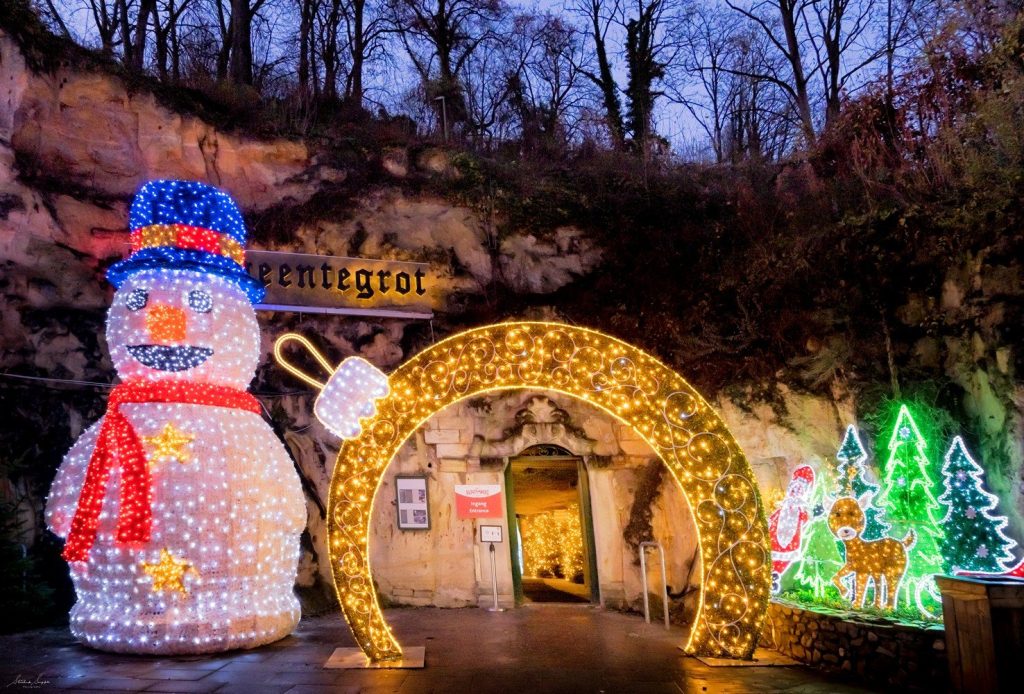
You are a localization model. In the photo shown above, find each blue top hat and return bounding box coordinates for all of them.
[107,180,265,303]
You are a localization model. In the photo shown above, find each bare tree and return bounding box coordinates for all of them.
[151,0,194,79]
[295,0,390,107]
[84,0,121,52]
[621,0,686,153]
[38,0,950,151]
[343,0,391,108]
[724,0,905,143]
[675,4,735,161]
[571,0,688,152]
[724,0,816,142]
[724,25,795,160]
[878,0,939,98]
[39,0,75,39]
[511,12,590,148]
[320,0,345,100]
[388,0,504,125]
[462,24,518,147]
[129,0,157,69]
[570,0,626,148]
[805,0,885,124]
[296,0,316,96]
[458,11,591,150]
[211,0,232,78]
[227,0,267,84]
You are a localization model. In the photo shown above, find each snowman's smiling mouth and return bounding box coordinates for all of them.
[127,344,214,372]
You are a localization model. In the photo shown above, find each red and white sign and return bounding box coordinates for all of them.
[454,484,503,519]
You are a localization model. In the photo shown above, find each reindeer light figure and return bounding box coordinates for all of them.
[828,493,916,609]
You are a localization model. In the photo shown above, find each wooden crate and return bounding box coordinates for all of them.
[936,575,1024,694]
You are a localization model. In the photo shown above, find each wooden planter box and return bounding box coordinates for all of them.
[936,575,1024,694]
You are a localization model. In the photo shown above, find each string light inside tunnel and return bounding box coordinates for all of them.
[520,505,585,581]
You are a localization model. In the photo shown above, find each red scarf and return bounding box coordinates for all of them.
[62,380,262,562]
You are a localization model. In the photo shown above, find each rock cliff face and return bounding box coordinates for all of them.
[0,28,617,610]
[1,34,325,206]
[2,27,1022,615]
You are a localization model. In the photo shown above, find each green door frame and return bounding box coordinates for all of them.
[504,461,525,605]
[577,459,601,604]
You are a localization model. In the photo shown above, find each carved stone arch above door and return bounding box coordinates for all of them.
[469,394,597,459]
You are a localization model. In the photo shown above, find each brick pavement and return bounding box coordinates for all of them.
[1,605,876,693]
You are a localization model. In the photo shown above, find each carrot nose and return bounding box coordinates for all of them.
[145,304,187,343]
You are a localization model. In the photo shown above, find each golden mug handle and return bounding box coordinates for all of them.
[273,333,334,390]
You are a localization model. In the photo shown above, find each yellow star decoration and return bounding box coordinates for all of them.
[144,422,194,465]
[141,549,196,595]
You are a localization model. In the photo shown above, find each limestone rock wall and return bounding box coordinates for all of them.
[0,32,329,207]
[716,386,857,509]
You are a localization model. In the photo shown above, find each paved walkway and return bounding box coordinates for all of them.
[2,606,875,693]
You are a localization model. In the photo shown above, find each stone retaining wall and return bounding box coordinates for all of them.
[763,601,947,690]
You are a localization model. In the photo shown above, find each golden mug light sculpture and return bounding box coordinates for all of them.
[275,322,771,661]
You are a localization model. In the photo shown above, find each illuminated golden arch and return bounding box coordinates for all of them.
[328,322,770,661]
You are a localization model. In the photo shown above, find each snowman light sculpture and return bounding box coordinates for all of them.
[46,180,386,655]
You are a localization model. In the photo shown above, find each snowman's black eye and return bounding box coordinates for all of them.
[188,289,213,313]
[126,288,148,311]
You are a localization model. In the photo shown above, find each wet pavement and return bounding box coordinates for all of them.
[2,605,876,693]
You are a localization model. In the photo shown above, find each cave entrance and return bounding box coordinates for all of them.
[505,445,599,605]
[327,321,769,661]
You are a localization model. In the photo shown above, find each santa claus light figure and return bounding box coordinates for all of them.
[769,465,816,593]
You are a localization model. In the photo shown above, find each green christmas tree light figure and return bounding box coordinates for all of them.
[875,404,946,618]
[790,468,844,601]
[938,436,1018,573]
[835,425,890,541]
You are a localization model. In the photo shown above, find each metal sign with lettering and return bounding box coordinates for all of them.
[245,250,437,318]
[455,485,503,519]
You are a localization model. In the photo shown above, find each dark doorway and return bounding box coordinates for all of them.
[505,445,599,604]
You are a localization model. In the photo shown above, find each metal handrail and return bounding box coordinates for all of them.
[639,541,670,630]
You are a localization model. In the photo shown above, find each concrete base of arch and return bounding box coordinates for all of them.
[325,646,426,669]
